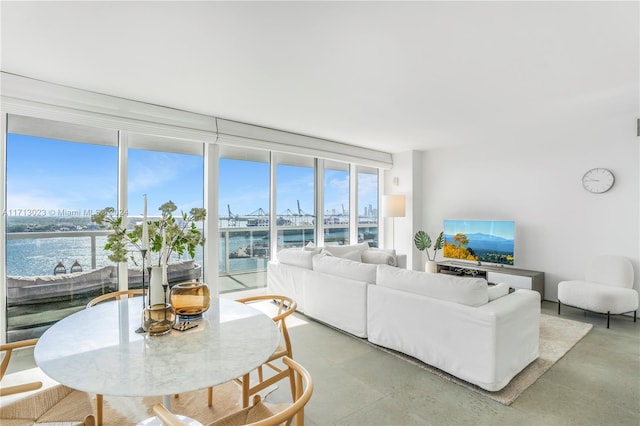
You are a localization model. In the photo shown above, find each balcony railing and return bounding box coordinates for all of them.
[4,222,377,341]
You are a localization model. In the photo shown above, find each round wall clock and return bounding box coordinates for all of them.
[582,168,615,194]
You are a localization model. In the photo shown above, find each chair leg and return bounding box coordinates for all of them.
[288,366,296,402]
[558,301,561,315]
[207,387,213,407]
[241,372,250,408]
[96,394,103,426]
[634,310,637,323]
[258,365,264,383]
[607,311,610,329]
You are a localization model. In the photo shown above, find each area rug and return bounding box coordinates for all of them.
[368,313,593,406]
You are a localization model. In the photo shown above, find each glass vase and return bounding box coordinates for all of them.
[142,303,176,336]
[170,281,211,320]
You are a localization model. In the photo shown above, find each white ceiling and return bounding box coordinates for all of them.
[1,1,637,153]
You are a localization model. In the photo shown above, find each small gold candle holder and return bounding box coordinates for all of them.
[142,303,176,336]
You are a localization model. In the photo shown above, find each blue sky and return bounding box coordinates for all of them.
[444,220,515,240]
[7,134,118,214]
[7,134,378,219]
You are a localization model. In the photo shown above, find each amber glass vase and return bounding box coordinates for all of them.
[142,303,176,336]
[170,282,211,319]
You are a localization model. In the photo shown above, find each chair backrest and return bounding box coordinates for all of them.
[86,289,146,308]
[235,295,298,352]
[249,356,313,426]
[0,339,43,397]
[586,255,634,288]
[152,356,313,426]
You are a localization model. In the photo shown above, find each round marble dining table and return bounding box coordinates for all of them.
[34,296,280,402]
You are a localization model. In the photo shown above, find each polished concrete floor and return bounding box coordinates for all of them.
[266,301,640,426]
[6,300,639,425]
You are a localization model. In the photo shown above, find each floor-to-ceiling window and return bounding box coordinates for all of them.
[218,146,270,293]
[275,154,315,250]
[127,133,205,286]
[357,166,379,248]
[2,80,386,341]
[324,161,350,245]
[3,116,208,342]
[5,115,118,342]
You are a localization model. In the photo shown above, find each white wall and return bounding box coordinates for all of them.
[418,133,639,301]
[383,151,422,270]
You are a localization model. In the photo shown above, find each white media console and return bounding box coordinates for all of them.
[436,260,545,300]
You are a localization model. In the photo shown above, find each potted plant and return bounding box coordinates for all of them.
[92,201,206,304]
[91,201,206,266]
[414,230,444,273]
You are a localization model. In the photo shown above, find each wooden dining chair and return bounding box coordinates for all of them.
[205,295,297,408]
[153,356,313,426]
[0,339,96,426]
[0,338,42,397]
[86,288,146,308]
[86,288,146,425]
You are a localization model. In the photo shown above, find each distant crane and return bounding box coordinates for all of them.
[249,207,268,217]
[227,204,238,227]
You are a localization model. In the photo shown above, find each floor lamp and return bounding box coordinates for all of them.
[383,194,406,250]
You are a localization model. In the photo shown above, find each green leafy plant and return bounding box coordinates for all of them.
[414,230,444,261]
[92,201,206,266]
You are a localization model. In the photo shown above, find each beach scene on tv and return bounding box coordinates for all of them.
[443,220,515,266]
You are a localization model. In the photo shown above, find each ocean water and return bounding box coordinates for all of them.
[6,233,261,277]
[6,226,358,277]
[7,236,113,277]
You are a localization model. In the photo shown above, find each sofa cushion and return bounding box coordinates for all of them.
[303,242,323,254]
[276,248,316,269]
[376,264,489,307]
[488,282,510,301]
[322,242,369,260]
[313,253,377,283]
[361,248,397,266]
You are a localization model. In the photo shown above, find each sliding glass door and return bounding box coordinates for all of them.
[218,147,270,293]
[5,115,118,342]
[324,161,350,245]
[275,154,315,250]
[127,133,205,287]
[357,166,379,247]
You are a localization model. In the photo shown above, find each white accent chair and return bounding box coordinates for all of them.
[558,255,638,328]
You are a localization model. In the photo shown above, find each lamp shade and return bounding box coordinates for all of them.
[383,194,406,218]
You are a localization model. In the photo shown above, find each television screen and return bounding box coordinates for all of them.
[443,220,515,265]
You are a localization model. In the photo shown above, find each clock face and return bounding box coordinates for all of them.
[582,168,615,194]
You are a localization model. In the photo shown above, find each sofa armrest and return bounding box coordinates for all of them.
[267,261,308,312]
[367,285,540,391]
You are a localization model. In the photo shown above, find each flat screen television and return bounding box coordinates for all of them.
[443,220,515,266]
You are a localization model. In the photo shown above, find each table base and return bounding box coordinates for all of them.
[137,414,203,426]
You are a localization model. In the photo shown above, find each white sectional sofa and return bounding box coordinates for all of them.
[267,244,541,391]
[368,265,540,391]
